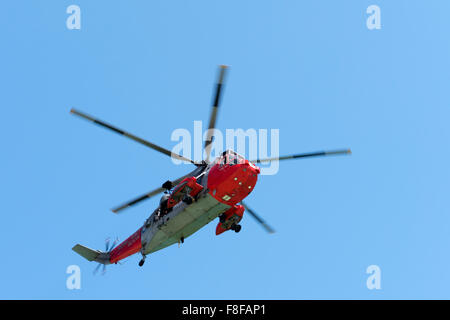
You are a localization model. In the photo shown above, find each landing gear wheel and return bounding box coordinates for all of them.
[180,236,184,244]
[139,254,146,267]
[182,194,193,205]
[219,214,226,223]
[234,224,242,233]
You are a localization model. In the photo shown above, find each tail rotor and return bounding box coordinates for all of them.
[93,237,119,275]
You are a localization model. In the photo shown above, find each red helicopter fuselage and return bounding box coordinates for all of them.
[107,150,260,264]
[71,65,350,271]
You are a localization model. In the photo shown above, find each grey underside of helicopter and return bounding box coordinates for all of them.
[141,192,231,255]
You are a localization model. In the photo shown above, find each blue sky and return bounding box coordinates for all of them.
[1,0,450,299]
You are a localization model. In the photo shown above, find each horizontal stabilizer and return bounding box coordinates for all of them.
[72,244,101,262]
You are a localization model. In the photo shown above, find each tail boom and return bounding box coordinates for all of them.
[72,244,111,265]
[72,227,143,265]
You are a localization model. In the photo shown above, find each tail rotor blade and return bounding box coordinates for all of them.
[105,238,111,252]
[93,264,101,275]
[110,237,119,251]
[241,201,275,234]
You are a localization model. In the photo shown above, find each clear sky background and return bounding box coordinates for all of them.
[1,1,449,299]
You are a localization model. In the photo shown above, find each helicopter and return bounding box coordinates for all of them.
[71,65,351,272]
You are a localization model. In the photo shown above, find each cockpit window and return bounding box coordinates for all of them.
[221,150,245,165]
[227,153,238,165]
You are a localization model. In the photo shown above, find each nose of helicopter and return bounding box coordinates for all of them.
[208,160,260,205]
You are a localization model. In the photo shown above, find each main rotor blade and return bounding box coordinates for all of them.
[250,149,351,163]
[111,187,165,213]
[204,65,228,163]
[70,108,195,164]
[111,174,190,213]
[241,201,275,234]
[93,264,101,275]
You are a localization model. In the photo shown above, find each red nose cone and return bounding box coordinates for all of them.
[207,161,260,205]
